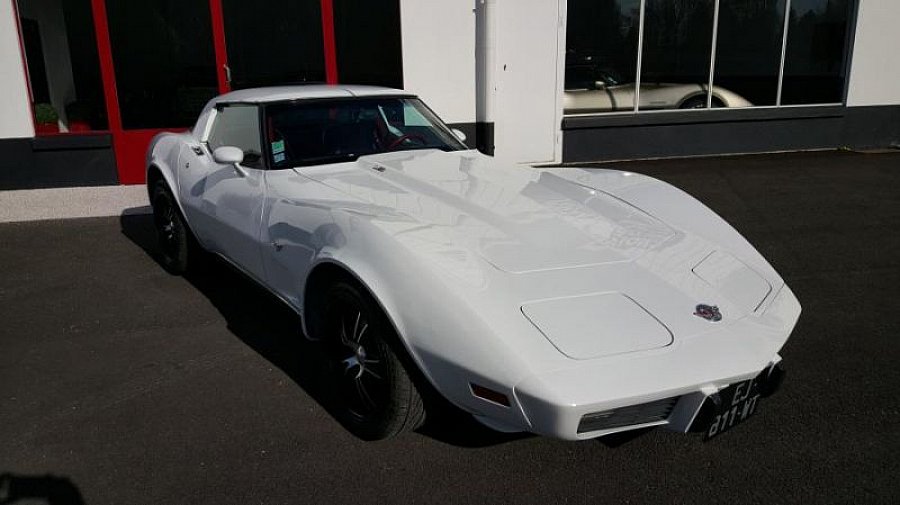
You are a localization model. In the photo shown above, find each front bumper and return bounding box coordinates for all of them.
[515,358,785,440]
[511,285,799,440]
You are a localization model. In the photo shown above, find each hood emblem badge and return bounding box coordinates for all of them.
[694,304,722,322]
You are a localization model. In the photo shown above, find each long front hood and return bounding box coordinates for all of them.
[300,149,677,273]
[297,149,785,359]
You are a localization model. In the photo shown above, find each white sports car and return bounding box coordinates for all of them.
[147,85,800,441]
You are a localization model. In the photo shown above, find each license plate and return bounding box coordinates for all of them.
[703,375,762,440]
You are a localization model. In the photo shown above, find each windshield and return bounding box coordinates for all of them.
[264,97,467,168]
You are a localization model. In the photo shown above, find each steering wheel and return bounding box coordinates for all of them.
[387,133,427,150]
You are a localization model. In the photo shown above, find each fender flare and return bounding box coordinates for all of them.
[301,256,442,394]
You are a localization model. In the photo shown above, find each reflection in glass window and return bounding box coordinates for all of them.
[563,0,854,116]
[640,0,715,110]
[334,0,403,88]
[106,0,219,129]
[16,0,108,133]
[563,0,641,114]
[714,0,786,107]
[222,0,325,90]
[782,0,851,105]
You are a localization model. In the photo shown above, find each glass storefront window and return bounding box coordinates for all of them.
[16,0,108,134]
[563,0,641,114]
[564,0,855,116]
[782,0,852,105]
[221,0,325,90]
[334,0,403,88]
[714,0,787,107]
[105,0,219,129]
[640,0,715,110]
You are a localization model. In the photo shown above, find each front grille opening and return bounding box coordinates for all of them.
[577,396,679,434]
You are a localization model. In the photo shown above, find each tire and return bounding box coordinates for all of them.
[319,280,426,440]
[151,179,196,274]
[680,95,724,109]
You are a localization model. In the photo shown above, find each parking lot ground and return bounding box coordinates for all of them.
[1,150,899,504]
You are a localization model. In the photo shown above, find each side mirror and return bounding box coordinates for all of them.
[593,80,608,90]
[451,128,467,143]
[212,146,248,177]
[212,145,244,164]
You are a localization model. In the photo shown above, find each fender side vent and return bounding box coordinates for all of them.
[577,396,679,434]
[470,383,510,407]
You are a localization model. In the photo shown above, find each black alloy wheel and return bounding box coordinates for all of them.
[321,281,426,440]
[151,180,192,274]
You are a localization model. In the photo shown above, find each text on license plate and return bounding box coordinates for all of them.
[705,377,761,439]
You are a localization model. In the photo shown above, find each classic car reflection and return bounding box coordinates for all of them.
[564,66,753,114]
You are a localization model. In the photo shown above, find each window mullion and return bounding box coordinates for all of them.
[634,0,646,113]
[777,0,793,107]
[707,0,722,109]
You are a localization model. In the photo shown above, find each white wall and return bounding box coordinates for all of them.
[401,0,564,163]
[847,0,900,107]
[491,0,563,163]
[0,0,35,138]
[400,0,476,125]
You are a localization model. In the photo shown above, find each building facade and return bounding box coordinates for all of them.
[0,0,898,189]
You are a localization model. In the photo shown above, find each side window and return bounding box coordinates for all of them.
[401,102,431,127]
[207,105,263,168]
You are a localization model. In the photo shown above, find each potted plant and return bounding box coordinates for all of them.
[65,101,92,132]
[33,103,59,134]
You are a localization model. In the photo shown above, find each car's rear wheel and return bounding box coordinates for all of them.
[320,280,426,440]
[151,180,196,274]
[680,95,724,109]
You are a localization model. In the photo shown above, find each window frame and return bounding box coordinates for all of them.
[562,0,859,118]
[13,0,112,136]
[259,95,469,170]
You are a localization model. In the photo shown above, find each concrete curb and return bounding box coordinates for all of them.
[0,185,150,224]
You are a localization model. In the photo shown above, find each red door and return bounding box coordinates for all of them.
[90,0,337,185]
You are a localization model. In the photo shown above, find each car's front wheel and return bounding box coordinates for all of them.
[320,280,426,440]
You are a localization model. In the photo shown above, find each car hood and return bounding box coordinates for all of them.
[297,149,781,359]
[300,149,677,274]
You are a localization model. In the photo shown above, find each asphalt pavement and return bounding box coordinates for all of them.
[1,150,898,504]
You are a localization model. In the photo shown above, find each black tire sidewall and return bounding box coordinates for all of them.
[681,96,724,109]
[680,96,707,109]
[151,180,190,274]
[321,281,424,440]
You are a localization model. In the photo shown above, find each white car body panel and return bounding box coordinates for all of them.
[179,141,268,279]
[147,86,800,440]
